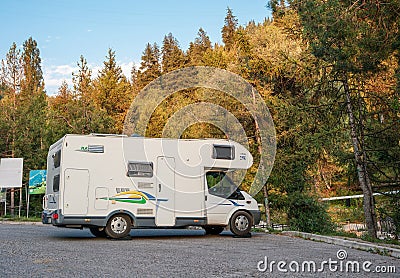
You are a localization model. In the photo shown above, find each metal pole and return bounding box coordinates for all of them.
[18,187,22,218]
[26,186,30,218]
[4,189,6,217]
[10,187,14,217]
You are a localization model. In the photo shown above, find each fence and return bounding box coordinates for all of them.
[340,217,398,239]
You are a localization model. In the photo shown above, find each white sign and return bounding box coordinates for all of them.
[0,158,23,188]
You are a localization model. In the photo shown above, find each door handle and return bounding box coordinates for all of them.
[159,184,161,192]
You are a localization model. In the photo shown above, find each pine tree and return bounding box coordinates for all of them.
[221,7,238,50]
[73,55,113,134]
[187,28,212,65]
[17,37,48,169]
[161,33,185,73]
[20,37,44,97]
[93,49,132,133]
[136,43,161,88]
[0,43,23,158]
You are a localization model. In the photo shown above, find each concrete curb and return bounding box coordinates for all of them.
[282,231,400,259]
[0,220,44,226]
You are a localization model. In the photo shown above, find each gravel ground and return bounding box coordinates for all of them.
[0,223,398,277]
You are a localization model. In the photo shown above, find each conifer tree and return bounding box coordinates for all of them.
[136,43,161,88]
[0,43,23,158]
[187,28,212,65]
[161,33,185,73]
[93,49,132,133]
[221,7,238,50]
[18,37,48,169]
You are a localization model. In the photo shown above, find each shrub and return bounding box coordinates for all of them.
[287,192,335,234]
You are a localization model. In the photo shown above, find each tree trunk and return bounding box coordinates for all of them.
[263,185,271,227]
[343,77,377,239]
[251,87,271,227]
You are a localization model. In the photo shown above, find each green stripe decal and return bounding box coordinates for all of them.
[102,197,147,204]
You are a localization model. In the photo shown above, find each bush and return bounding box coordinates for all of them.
[287,192,334,234]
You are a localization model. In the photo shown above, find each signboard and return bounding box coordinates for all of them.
[29,170,46,195]
[0,158,23,188]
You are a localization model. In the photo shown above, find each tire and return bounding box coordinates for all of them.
[105,214,132,239]
[89,227,107,238]
[229,210,253,237]
[204,226,224,235]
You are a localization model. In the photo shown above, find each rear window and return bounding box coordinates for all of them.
[53,175,60,192]
[212,145,235,160]
[53,150,61,168]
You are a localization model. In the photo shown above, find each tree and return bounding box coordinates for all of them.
[0,38,48,216]
[136,43,161,88]
[93,49,132,133]
[221,7,238,50]
[294,0,400,238]
[20,38,44,96]
[0,43,23,159]
[187,28,212,65]
[161,33,185,73]
[18,37,48,169]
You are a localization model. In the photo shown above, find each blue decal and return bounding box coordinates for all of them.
[229,200,245,207]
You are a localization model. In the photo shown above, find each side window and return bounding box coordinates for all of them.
[212,145,235,160]
[53,175,60,192]
[206,171,238,199]
[53,150,61,168]
[127,162,153,178]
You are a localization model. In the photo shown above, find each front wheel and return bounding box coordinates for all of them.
[105,214,132,239]
[229,211,253,237]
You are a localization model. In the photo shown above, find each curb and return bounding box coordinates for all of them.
[0,220,44,226]
[282,231,400,259]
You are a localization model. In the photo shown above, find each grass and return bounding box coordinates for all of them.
[0,216,41,222]
[360,234,400,246]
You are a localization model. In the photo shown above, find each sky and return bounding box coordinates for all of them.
[0,0,271,95]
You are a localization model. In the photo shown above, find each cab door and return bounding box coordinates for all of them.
[205,171,237,225]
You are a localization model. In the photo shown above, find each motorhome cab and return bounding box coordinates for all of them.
[42,134,260,238]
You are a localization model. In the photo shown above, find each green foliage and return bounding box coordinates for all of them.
[1,4,399,227]
[378,192,400,238]
[286,192,334,233]
[136,43,161,88]
[92,48,132,133]
[187,28,212,65]
[221,7,238,50]
[161,33,185,72]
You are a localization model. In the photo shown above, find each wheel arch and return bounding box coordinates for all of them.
[225,208,254,226]
[105,210,136,227]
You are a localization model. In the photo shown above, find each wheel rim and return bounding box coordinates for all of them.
[110,216,128,234]
[235,215,249,231]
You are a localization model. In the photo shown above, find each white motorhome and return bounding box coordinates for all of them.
[42,134,260,238]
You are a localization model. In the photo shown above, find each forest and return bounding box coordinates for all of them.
[1,1,400,239]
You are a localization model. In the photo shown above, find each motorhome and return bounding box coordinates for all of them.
[42,134,260,238]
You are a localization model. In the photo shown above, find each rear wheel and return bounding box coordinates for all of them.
[105,214,132,239]
[204,226,224,235]
[89,227,107,238]
[230,211,253,237]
